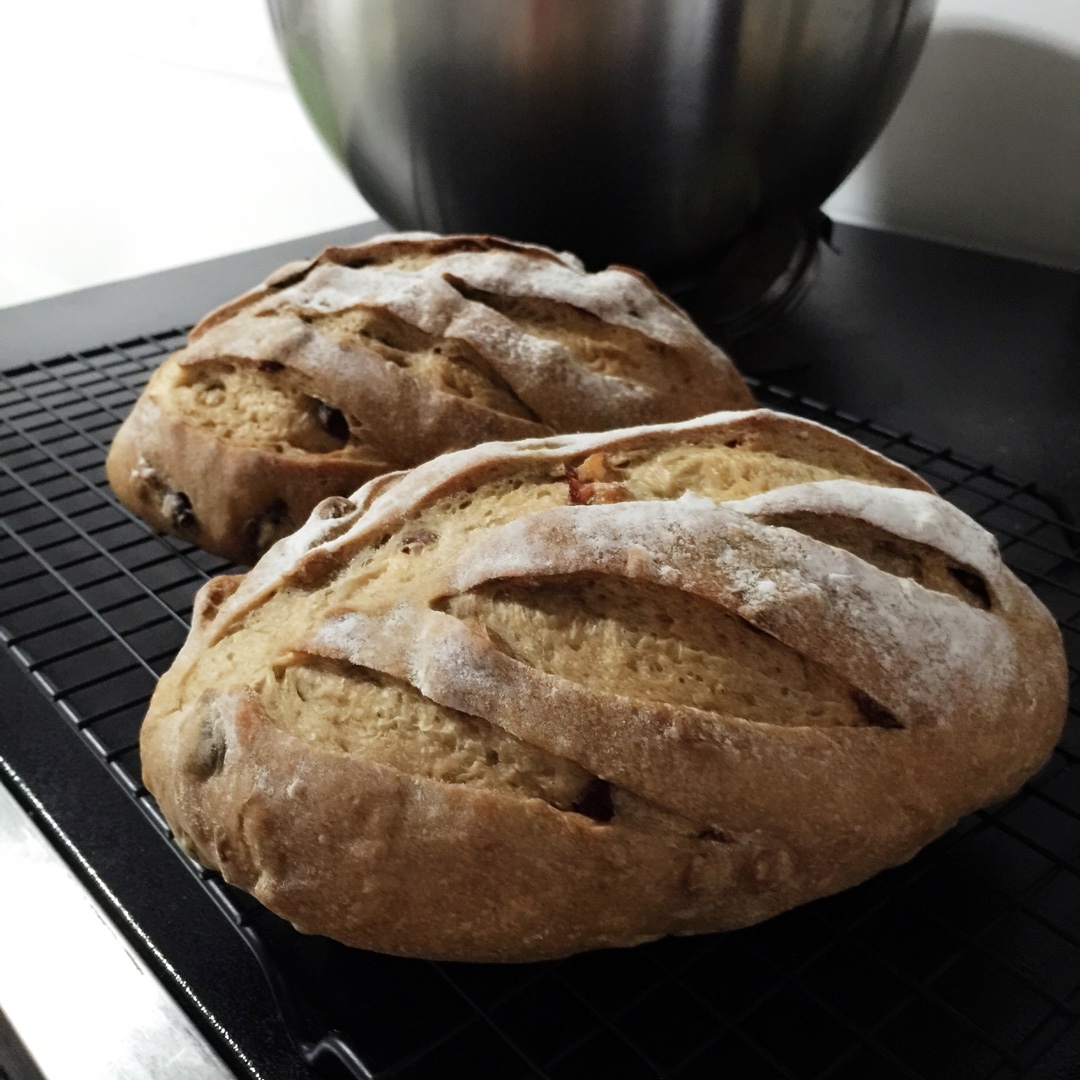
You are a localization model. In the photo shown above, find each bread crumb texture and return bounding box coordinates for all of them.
[141,409,1068,961]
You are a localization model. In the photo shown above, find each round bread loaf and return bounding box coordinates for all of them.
[106,233,753,564]
[142,410,1067,961]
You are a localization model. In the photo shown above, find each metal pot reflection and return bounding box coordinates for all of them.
[268,0,936,278]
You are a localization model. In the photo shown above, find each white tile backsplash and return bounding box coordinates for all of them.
[2,0,1076,310]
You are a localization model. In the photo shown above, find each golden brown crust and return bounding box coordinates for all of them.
[105,384,379,559]
[146,689,803,961]
[141,410,1068,961]
[107,233,753,564]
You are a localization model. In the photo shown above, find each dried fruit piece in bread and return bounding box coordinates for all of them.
[106,233,753,564]
[141,410,1067,961]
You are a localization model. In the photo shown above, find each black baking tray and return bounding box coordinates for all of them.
[1,334,1078,1080]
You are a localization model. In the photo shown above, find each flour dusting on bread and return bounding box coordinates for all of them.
[140,409,1067,961]
[107,233,753,564]
[725,480,1005,586]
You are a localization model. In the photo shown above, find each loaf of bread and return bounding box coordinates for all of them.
[141,409,1067,961]
[106,233,753,564]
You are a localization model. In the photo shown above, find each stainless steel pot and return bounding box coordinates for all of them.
[268,0,936,277]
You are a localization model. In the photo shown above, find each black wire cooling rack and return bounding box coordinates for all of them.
[1,333,1079,1080]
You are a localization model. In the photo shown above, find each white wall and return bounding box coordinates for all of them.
[825,0,1080,270]
[1,0,1077,310]
[0,1,375,308]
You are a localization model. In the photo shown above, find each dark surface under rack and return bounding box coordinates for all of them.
[1,332,1080,1080]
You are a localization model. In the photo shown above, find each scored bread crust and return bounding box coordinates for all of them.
[141,410,1068,961]
[106,233,753,564]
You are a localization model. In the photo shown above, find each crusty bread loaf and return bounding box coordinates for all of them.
[141,409,1068,961]
[106,233,753,564]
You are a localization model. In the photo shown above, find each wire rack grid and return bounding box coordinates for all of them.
[1,333,1079,1080]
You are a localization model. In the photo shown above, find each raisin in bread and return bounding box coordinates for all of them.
[106,233,753,564]
[141,410,1067,961]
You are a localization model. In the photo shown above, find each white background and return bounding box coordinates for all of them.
[1,0,1077,309]
[827,0,1080,271]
